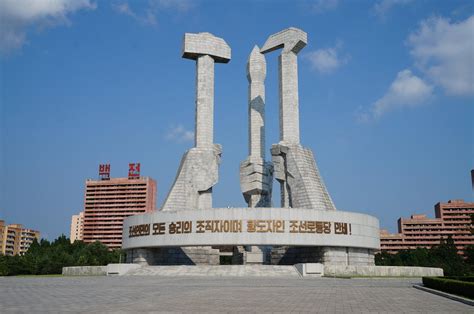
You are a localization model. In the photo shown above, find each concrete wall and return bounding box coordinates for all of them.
[270,246,375,266]
[106,264,141,276]
[322,247,375,266]
[126,247,220,266]
[62,266,107,276]
[271,246,324,265]
[324,265,443,277]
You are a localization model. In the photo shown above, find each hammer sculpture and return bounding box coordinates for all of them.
[161,33,231,211]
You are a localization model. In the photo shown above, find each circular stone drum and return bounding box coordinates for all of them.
[122,208,380,250]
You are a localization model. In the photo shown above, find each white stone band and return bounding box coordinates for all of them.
[122,208,380,250]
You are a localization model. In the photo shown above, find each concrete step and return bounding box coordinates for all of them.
[125,265,301,278]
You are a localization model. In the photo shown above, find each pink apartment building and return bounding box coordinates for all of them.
[380,199,474,256]
[82,176,157,249]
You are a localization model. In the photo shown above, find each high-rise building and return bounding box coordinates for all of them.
[70,211,84,243]
[82,176,157,249]
[0,220,40,256]
[380,199,474,256]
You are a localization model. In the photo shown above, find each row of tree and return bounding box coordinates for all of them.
[375,237,474,276]
[0,235,121,276]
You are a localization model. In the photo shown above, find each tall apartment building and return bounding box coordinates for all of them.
[70,211,84,243]
[380,199,474,255]
[82,177,157,249]
[0,220,41,256]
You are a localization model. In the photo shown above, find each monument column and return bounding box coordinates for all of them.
[248,45,266,160]
[279,51,300,144]
[261,28,306,145]
[195,54,215,148]
[240,45,274,263]
[240,46,273,208]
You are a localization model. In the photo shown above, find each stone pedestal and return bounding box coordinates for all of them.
[270,246,375,266]
[243,246,271,264]
[126,246,220,266]
[126,248,156,266]
[321,247,375,266]
[271,246,324,265]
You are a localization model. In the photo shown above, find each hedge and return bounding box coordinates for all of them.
[422,277,474,299]
[443,276,474,282]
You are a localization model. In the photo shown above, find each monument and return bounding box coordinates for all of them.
[239,45,273,208]
[261,28,335,211]
[161,32,230,211]
[123,28,380,267]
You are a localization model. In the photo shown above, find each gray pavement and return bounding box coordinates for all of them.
[0,276,471,313]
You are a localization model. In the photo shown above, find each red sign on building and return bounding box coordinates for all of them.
[128,163,140,179]
[99,164,110,180]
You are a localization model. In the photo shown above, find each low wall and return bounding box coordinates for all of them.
[106,264,141,276]
[295,263,324,277]
[324,265,443,277]
[62,266,107,276]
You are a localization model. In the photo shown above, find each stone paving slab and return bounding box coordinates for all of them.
[0,276,472,313]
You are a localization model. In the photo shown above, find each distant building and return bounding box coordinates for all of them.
[82,176,157,249]
[380,199,474,256]
[70,211,84,243]
[0,220,41,256]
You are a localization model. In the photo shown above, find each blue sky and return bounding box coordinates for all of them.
[1,0,473,240]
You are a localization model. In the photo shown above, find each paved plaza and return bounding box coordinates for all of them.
[0,276,471,313]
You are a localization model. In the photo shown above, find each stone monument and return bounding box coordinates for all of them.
[161,32,231,211]
[260,27,335,211]
[239,45,273,208]
[123,28,379,268]
[238,46,274,263]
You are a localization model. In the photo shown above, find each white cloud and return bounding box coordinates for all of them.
[112,2,156,26]
[407,16,474,96]
[312,0,339,14]
[360,69,434,121]
[359,15,473,122]
[112,0,194,26]
[373,0,413,19]
[156,0,194,12]
[165,125,194,143]
[0,0,96,55]
[305,41,350,74]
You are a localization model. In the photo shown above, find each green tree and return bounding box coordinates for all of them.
[1,235,122,276]
[376,236,472,276]
[431,236,469,276]
[465,245,474,266]
[0,254,8,276]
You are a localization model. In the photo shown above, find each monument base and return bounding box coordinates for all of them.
[322,247,375,266]
[126,246,375,266]
[270,246,375,266]
[122,207,380,266]
[126,246,220,266]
